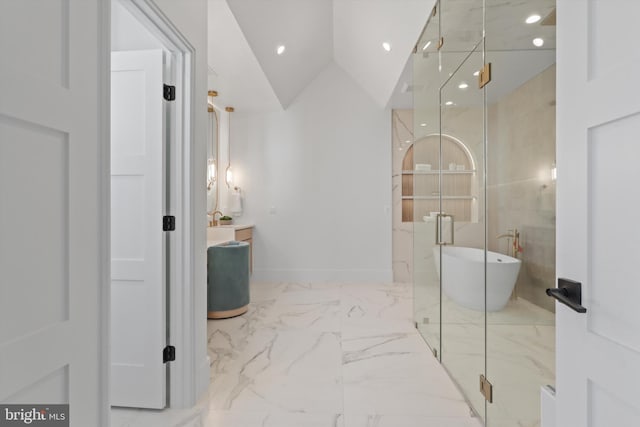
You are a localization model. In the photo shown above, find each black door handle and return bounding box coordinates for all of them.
[546,278,587,313]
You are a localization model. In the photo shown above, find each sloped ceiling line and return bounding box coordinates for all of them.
[210,0,435,111]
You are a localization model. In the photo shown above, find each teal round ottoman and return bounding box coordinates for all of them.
[207,241,250,319]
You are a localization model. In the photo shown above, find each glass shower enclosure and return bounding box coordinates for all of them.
[412,1,557,425]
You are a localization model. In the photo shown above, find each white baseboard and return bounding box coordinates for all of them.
[252,268,393,283]
[540,385,556,427]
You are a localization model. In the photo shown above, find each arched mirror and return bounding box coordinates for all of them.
[207,92,219,214]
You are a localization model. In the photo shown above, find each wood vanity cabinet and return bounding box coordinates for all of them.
[235,227,253,273]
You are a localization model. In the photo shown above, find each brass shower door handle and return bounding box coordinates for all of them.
[435,213,455,246]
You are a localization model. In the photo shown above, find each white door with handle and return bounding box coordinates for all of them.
[556,1,640,425]
[111,49,167,409]
[0,0,107,424]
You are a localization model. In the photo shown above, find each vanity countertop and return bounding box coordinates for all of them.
[213,223,254,231]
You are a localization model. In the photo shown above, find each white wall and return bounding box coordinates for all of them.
[231,64,392,283]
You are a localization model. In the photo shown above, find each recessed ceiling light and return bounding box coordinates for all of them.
[458,82,469,89]
[382,42,392,52]
[526,14,541,24]
[473,70,480,77]
[276,45,286,55]
[445,101,454,106]
[420,123,427,127]
[533,38,544,47]
[422,40,432,51]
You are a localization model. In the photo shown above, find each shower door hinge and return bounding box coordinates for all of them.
[163,215,176,231]
[480,375,493,403]
[163,345,176,363]
[414,321,418,329]
[433,348,438,358]
[163,84,176,101]
[478,63,492,88]
[432,5,437,16]
[437,37,444,50]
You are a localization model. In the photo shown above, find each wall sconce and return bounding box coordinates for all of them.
[207,159,216,190]
[225,165,233,187]
[225,106,235,187]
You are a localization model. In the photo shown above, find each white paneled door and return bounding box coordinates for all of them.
[110,50,167,409]
[0,0,107,424]
[556,0,640,426]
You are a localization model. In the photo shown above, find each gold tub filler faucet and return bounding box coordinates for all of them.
[496,228,523,258]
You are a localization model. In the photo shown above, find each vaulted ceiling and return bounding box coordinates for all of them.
[207,0,435,111]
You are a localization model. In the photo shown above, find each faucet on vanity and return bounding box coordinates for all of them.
[208,210,223,227]
[496,228,522,258]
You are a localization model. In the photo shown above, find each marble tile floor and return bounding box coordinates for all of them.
[112,281,482,427]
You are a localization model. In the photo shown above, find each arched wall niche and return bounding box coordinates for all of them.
[401,134,478,222]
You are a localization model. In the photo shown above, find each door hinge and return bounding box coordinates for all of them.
[433,348,438,359]
[432,5,437,16]
[163,345,176,363]
[163,84,176,101]
[480,374,493,403]
[163,215,176,231]
[414,321,418,329]
[478,63,492,88]
[437,37,444,50]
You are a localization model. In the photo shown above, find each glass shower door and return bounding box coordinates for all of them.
[439,41,487,422]
[484,1,557,425]
[411,1,558,425]
[412,4,442,358]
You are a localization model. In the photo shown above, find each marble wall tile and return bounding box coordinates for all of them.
[487,64,557,313]
[392,106,487,284]
[392,110,415,283]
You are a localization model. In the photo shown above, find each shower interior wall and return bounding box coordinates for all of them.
[394,65,556,313]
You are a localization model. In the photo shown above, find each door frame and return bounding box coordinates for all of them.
[105,0,199,410]
[98,1,111,424]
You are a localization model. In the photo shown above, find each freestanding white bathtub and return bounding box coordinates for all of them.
[433,246,521,312]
